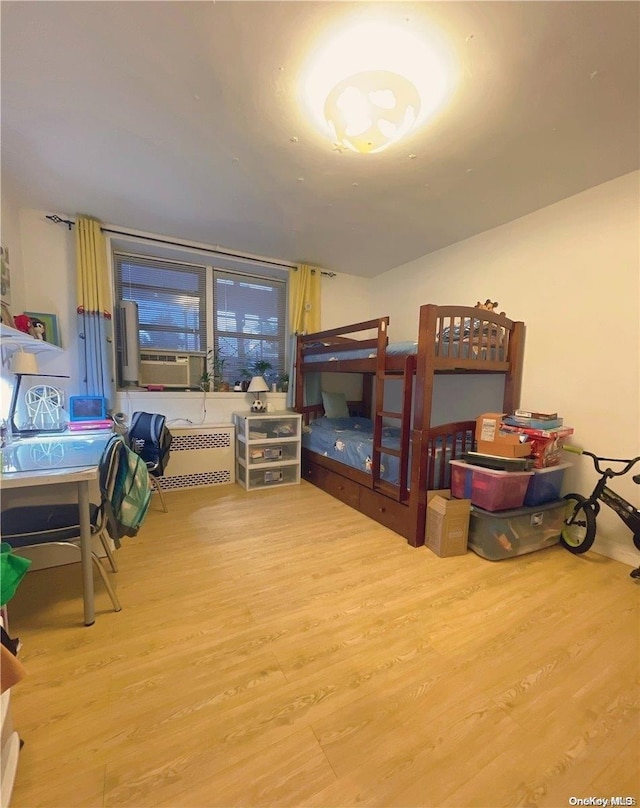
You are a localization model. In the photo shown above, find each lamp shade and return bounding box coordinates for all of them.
[11,350,39,375]
[247,375,269,394]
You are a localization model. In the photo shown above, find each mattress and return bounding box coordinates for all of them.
[303,340,417,363]
[302,416,457,489]
[303,332,503,363]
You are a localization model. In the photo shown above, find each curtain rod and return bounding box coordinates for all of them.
[45,214,337,277]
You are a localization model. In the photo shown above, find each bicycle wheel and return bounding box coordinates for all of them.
[561,494,597,554]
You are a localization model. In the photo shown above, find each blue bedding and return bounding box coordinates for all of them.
[303,326,503,363]
[302,417,456,489]
[303,340,417,363]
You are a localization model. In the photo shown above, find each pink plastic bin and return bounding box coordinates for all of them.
[450,460,533,511]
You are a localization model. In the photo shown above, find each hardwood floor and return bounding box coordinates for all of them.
[6,482,639,808]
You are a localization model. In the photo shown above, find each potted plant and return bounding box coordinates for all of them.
[206,348,227,392]
[279,372,289,393]
[199,370,211,392]
[253,359,273,382]
[239,367,253,392]
[240,359,273,391]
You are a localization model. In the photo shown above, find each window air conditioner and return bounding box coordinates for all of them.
[139,352,205,389]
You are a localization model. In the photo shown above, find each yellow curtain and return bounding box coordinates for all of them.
[289,263,321,335]
[75,215,115,404]
[76,216,109,315]
[288,264,321,408]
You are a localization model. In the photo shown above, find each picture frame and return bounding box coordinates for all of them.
[23,311,61,347]
[1,243,11,305]
[1,301,15,329]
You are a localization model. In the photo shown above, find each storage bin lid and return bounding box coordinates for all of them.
[450,459,533,478]
[528,462,572,475]
[470,499,565,519]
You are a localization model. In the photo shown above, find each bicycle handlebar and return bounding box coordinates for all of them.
[563,445,640,478]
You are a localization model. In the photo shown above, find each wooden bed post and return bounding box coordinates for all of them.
[294,334,304,412]
[407,304,438,546]
[503,321,525,413]
[413,304,436,434]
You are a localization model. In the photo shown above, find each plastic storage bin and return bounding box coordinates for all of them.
[450,460,473,499]
[468,500,565,560]
[450,460,533,511]
[523,463,571,507]
[237,463,299,489]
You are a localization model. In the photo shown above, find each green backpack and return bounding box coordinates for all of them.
[107,438,152,546]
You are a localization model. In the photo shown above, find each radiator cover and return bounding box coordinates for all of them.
[158,425,235,489]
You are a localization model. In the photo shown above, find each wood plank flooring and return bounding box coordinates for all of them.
[6,481,640,808]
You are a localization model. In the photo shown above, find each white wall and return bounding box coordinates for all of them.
[0,209,77,419]
[370,171,640,565]
[116,389,287,428]
[1,178,26,312]
[321,271,374,330]
[18,209,77,386]
[0,181,27,419]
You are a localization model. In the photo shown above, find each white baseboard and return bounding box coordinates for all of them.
[592,535,640,568]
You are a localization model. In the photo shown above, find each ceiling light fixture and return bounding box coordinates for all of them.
[302,17,458,155]
[324,70,421,155]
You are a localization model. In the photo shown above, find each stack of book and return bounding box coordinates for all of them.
[500,409,574,468]
[502,409,563,429]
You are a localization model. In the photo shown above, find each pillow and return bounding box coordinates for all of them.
[321,391,349,419]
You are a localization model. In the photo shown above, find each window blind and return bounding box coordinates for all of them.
[213,269,287,385]
[114,254,207,353]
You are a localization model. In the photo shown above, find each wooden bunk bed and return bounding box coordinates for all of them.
[294,303,526,547]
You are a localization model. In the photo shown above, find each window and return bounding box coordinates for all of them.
[213,270,286,385]
[113,252,287,388]
[115,254,207,352]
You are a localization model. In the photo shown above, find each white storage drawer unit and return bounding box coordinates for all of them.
[233,412,302,492]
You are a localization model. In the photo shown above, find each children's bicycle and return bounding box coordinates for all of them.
[561,446,640,579]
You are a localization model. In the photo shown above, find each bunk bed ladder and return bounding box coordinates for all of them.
[372,353,415,502]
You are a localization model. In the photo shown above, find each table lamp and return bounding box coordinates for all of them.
[11,349,39,375]
[248,376,269,413]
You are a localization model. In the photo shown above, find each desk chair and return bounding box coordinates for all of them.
[128,412,172,512]
[0,436,123,614]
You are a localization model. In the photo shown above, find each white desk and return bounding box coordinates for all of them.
[1,433,114,626]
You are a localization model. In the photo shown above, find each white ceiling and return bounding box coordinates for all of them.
[2,1,638,277]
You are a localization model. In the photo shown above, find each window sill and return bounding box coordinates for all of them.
[116,388,287,397]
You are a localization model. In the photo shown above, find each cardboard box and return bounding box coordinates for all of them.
[499,424,574,467]
[426,494,471,557]
[475,413,507,443]
[427,488,450,504]
[475,413,532,458]
[476,439,532,458]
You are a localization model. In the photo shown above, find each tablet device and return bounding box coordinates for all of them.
[68,395,108,422]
